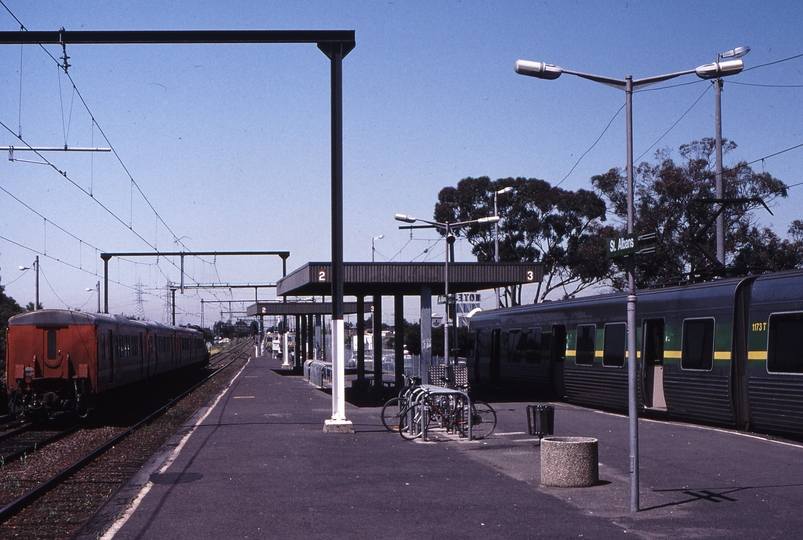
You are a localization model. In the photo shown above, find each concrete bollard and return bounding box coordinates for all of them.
[540,436,599,487]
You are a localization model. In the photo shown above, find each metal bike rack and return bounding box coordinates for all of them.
[413,386,472,441]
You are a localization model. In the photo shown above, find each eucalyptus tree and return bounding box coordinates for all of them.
[591,138,795,287]
[434,176,610,304]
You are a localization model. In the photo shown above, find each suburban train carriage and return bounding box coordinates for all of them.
[468,303,563,397]
[637,276,752,428]
[6,309,207,416]
[468,293,633,407]
[468,275,753,427]
[744,269,803,436]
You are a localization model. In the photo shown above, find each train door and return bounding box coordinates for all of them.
[40,327,67,379]
[108,330,115,383]
[641,319,666,410]
[731,280,752,430]
[551,324,566,398]
[490,328,501,387]
[139,332,145,375]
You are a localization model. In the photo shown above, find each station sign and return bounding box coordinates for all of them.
[606,232,658,259]
[607,234,638,258]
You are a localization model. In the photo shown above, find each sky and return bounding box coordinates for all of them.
[0,0,801,327]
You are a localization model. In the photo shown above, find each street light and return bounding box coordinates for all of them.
[494,186,514,308]
[714,46,750,266]
[19,255,39,311]
[372,234,384,263]
[515,53,744,513]
[86,281,101,313]
[394,213,499,373]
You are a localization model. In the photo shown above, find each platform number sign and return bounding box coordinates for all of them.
[525,269,537,282]
[317,269,328,282]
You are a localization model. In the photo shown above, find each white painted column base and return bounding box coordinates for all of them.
[325,318,353,433]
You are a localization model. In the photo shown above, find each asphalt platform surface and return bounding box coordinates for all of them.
[80,354,803,539]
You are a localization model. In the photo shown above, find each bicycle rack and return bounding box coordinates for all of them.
[407,386,472,441]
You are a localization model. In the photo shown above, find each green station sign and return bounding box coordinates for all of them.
[606,232,658,259]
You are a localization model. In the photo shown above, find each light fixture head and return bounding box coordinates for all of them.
[394,213,416,223]
[720,46,750,59]
[475,216,501,225]
[515,60,563,80]
[695,59,744,79]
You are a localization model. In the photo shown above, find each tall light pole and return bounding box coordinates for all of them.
[714,46,750,267]
[494,186,514,308]
[515,53,744,512]
[395,213,499,370]
[19,256,39,311]
[170,286,178,325]
[372,234,384,262]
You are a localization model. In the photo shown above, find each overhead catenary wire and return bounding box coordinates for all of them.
[0,1,211,270]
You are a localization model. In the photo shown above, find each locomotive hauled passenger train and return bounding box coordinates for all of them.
[468,268,803,438]
[5,309,209,417]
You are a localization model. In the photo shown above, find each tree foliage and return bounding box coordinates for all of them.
[592,138,800,288]
[0,285,24,379]
[434,176,610,303]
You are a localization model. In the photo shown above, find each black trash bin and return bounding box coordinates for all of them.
[526,404,555,439]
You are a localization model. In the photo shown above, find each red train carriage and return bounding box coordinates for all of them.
[5,309,208,417]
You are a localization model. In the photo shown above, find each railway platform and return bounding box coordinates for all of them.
[79,354,803,539]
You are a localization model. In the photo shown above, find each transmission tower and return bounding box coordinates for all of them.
[162,280,173,324]
[134,280,146,320]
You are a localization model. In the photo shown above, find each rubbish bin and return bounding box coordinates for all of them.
[526,404,554,439]
[540,436,599,487]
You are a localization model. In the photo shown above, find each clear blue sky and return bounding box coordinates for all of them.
[0,0,801,326]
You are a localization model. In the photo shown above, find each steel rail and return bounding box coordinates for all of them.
[0,341,251,524]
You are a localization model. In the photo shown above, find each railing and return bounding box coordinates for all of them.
[304,360,332,388]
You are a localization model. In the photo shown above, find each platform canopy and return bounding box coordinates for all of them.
[276,261,544,297]
[246,300,372,317]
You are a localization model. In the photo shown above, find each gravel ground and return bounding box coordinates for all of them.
[0,341,252,539]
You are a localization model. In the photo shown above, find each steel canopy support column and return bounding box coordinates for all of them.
[420,285,432,383]
[394,294,405,389]
[101,253,111,313]
[295,315,302,369]
[373,294,383,398]
[356,295,366,384]
[319,41,353,432]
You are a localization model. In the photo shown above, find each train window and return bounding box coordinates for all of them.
[551,325,566,363]
[767,312,803,374]
[500,330,510,362]
[508,329,522,363]
[47,330,57,360]
[525,327,542,364]
[681,318,715,371]
[479,330,491,358]
[602,323,626,367]
[575,324,596,366]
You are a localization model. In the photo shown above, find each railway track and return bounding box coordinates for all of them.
[0,417,79,467]
[0,339,253,537]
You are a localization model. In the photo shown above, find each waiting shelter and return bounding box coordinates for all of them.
[274,261,543,399]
